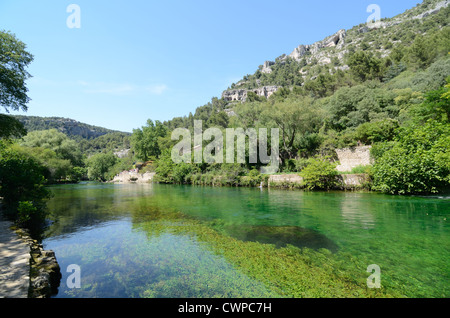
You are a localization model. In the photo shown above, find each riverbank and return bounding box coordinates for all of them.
[0,212,61,298]
[115,170,371,191]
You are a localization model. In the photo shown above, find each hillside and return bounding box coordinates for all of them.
[138,0,450,195]
[13,115,128,140]
[12,115,132,157]
[222,0,450,102]
[161,0,449,132]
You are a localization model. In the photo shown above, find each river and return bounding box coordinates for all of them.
[42,182,449,298]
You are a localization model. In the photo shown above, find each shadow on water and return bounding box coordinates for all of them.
[221,225,339,253]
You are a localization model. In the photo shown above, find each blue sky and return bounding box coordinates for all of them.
[0,0,419,132]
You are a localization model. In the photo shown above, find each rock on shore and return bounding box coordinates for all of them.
[12,227,62,298]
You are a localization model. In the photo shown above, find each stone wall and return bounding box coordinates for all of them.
[338,174,371,188]
[269,174,304,185]
[268,173,370,189]
[335,146,373,172]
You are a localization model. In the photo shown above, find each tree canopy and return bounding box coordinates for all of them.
[0,30,34,113]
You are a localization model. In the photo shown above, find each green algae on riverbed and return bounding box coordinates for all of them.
[133,207,399,298]
[43,183,449,298]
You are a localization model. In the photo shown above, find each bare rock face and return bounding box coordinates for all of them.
[222,86,280,103]
[412,0,449,19]
[253,86,279,99]
[114,149,131,159]
[222,89,248,102]
[112,171,155,183]
[261,61,275,74]
[289,29,346,61]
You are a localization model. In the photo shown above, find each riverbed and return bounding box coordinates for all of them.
[42,182,449,298]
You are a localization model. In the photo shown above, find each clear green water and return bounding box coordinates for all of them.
[43,182,449,298]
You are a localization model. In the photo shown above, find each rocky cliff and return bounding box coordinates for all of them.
[289,29,346,61]
[223,0,449,94]
[222,85,280,103]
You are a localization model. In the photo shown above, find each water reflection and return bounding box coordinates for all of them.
[339,193,376,230]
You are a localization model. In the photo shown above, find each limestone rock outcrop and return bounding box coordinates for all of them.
[261,61,275,74]
[112,171,155,183]
[222,86,280,103]
[289,29,346,61]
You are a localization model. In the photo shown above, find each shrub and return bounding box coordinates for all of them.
[0,143,50,229]
[372,121,450,194]
[300,156,339,190]
[172,163,199,184]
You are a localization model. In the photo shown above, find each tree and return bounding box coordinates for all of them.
[327,85,396,130]
[304,73,337,98]
[347,51,382,82]
[372,121,450,194]
[407,35,435,70]
[410,81,450,123]
[0,31,34,112]
[85,152,117,181]
[262,97,323,160]
[354,119,400,145]
[21,129,82,166]
[26,146,74,183]
[207,111,229,129]
[0,114,27,139]
[131,120,168,161]
[0,142,50,228]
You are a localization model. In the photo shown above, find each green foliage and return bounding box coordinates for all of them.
[410,81,450,123]
[21,129,82,166]
[347,51,383,82]
[407,35,434,69]
[383,62,407,82]
[131,120,168,161]
[172,162,199,184]
[78,132,131,156]
[303,73,341,98]
[0,30,34,112]
[0,142,50,229]
[0,114,27,139]
[372,121,450,194]
[19,129,87,182]
[327,84,397,130]
[154,150,175,183]
[410,57,450,92]
[300,156,338,190]
[86,152,117,181]
[13,115,124,140]
[262,96,323,159]
[354,119,400,144]
[350,165,372,175]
